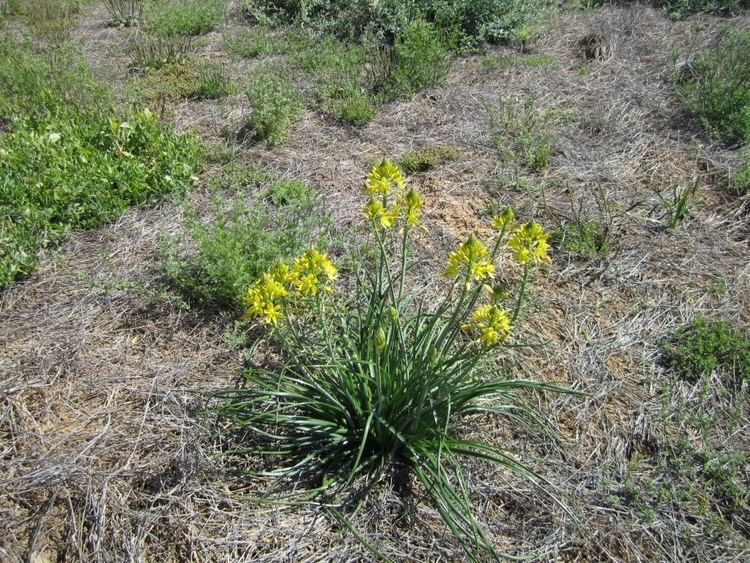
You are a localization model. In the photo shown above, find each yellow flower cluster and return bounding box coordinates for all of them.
[443,234,495,281]
[492,206,515,231]
[463,304,512,346]
[507,221,552,265]
[366,159,405,196]
[362,160,424,230]
[244,249,337,325]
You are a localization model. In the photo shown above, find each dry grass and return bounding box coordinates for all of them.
[1,2,749,561]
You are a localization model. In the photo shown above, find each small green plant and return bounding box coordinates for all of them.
[661,317,750,385]
[144,0,226,37]
[656,176,699,229]
[396,144,462,173]
[163,185,326,312]
[24,0,81,42]
[677,28,750,145]
[195,60,235,98]
[243,69,303,146]
[104,0,142,26]
[488,97,555,172]
[554,218,610,258]
[128,33,192,71]
[216,161,572,559]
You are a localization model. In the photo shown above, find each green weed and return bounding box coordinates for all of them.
[162,185,327,312]
[207,162,271,191]
[655,176,699,229]
[554,218,610,258]
[144,0,226,37]
[128,33,192,71]
[223,25,287,58]
[0,37,201,289]
[661,317,750,385]
[677,28,750,145]
[661,0,748,20]
[243,69,303,146]
[397,145,462,173]
[488,97,555,172]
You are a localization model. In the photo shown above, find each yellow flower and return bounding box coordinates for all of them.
[364,199,398,229]
[366,159,405,196]
[262,302,283,325]
[492,206,515,231]
[444,234,495,281]
[507,221,552,265]
[400,187,424,227]
[463,304,512,346]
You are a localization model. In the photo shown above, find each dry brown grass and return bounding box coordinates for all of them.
[1,2,749,561]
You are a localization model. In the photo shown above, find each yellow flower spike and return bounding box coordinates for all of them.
[463,304,512,346]
[443,234,495,282]
[364,199,397,229]
[366,159,405,196]
[295,273,320,296]
[508,221,552,265]
[402,187,424,227]
[492,206,515,231]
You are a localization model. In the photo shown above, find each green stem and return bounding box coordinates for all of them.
[511,263,530,324]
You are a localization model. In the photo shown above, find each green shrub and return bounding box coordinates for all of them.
[243,0,546,47]
[661,317,750,385]
[144,0,226,37]
[397,144,462,173]
[0,38,201,289]
[244,69,303,145]
[129,59,234,103]
[677,28,750,146]
[163,182,327,312]
[382,18,452,97]
[736,153,750,193]
[207,162,271,190]
[216,161,571,559]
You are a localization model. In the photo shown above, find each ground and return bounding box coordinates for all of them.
[1,1,749,561]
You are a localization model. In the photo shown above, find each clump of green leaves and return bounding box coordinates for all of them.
[661,317,750,385]
[397,145,462,173]
[223,26,288,58]
[162,182,327,312]
[677,28,750,146]
[479,52,557,71]
[0,37,201,289]
[144,0,226,37]
[554,218,610,258]
[243,69,303,146]
[488,97,555,172]
[216,161,571,559]
[128,33,193,71]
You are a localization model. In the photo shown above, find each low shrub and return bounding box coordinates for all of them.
[128,33,193,71]
[243,69,303,145]
[216,161,571,559]
[659,0,749,19]
[488,97,555,172]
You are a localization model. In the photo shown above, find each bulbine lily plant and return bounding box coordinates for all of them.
[217,160,571,560]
